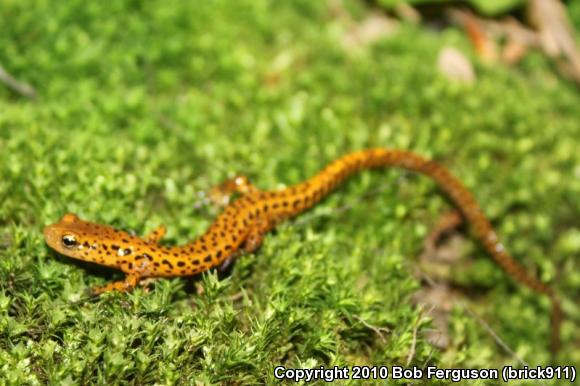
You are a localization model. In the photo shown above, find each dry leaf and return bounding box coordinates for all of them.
[529,0,580,83]
[502,40,529,65]
[437,46,476,83]
[341,13,398,51]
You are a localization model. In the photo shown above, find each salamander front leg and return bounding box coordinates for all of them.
[209,176,259,207]
[90,274,140,296]
[146,226,166,244]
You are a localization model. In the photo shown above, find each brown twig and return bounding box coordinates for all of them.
[406,305,436,366]
[415,267,531,367]
[354,314,391,343]
[0,64,37,98]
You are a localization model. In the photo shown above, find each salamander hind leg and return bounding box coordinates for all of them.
[422,211,464,259]
[243,219,273,254]
[217,218,272,275]
[209,176,259,207]
[146,226,166,244]
[216,223,269,275]
[90,274,140,296]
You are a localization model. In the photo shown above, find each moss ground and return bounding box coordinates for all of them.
[1,0,578,384]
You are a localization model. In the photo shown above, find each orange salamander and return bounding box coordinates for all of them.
[43,148,562,351]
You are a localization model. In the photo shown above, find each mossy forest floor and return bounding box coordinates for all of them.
[1,1,579,384]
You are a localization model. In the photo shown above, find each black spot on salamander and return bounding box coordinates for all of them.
[111,245,120,251]
[128,263,133,270]
[123,248,132,256]
[216,250,223,259]
[161,259,173,269]
[225,245,232,251]
[103,244,109,251]
[135,255,143,260]
[143,253,153,261]
[192,260,201,266]
[177,261,185,267]
[83,241,90,248]
[122,239,129,243]
[153,262,160,267]
[203,255,212,263]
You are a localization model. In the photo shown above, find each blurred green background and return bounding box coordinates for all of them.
[377,0,526,16]
[1,0,579,384]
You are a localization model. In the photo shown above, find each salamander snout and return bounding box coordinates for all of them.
[43,213,84,257]
[43,224,59,249]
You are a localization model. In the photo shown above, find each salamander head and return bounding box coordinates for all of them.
[43,213,136,268]
[44,213,98,260]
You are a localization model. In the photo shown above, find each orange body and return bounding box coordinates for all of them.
[43,149,561,350]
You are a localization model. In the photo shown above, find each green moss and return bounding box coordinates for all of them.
[1,0,578,384]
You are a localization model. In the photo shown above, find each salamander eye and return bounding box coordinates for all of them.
[62,235,78,248]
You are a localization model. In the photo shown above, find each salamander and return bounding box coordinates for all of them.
[43,148,562,351]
